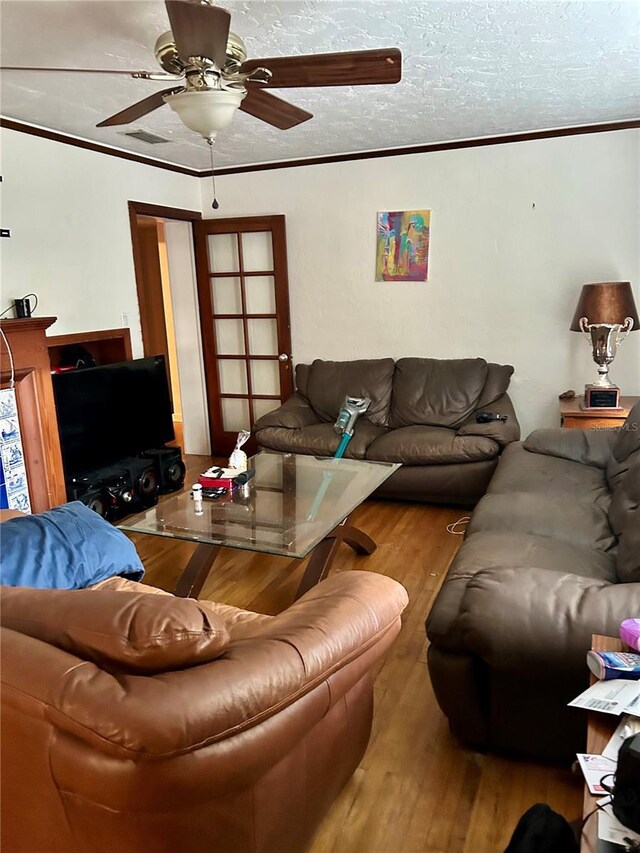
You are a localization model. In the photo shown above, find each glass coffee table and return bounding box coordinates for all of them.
[119,451,400,600]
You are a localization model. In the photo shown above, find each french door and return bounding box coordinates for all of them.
[194,215,294,456]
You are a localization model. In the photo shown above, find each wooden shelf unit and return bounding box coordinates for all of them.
[47,327,132,368]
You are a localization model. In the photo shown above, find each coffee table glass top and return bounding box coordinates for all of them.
[119,451,400,558]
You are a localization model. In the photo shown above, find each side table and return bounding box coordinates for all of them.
[560,396,639,430]
[580,635,626,853]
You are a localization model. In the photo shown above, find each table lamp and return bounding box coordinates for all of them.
[570,281,639,409]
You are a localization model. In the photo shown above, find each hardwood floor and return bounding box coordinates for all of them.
[128,457,582,853]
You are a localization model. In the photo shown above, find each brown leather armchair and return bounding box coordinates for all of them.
[1,571,408,853]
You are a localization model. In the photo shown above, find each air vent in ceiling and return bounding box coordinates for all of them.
[120,129,170,145]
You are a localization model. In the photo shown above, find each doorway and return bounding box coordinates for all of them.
[128,201,210,455]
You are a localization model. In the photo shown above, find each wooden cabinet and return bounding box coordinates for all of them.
[560,396,639,429]
[0,318,66,512]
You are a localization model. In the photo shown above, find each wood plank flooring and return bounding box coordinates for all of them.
[127,457,582,853]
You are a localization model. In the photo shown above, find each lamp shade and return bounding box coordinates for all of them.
[570,281,640,331]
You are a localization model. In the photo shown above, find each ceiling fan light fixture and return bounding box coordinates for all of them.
[163,88,245,138]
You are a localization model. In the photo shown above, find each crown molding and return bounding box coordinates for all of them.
[0,117,201,176]
[2,115,639,178]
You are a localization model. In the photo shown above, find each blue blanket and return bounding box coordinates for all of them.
[1,501,144,589]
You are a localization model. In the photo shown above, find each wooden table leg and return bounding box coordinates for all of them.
[174,543,221,599]
[294,515,377,600]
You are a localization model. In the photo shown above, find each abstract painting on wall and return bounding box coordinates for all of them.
[376,210,430,282]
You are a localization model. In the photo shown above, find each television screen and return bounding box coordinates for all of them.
[53,356,175,476]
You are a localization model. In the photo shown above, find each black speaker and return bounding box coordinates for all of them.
[142,446,186,493]
[612,734,640,832]
[67,475,109,518]
[121,457,160,505]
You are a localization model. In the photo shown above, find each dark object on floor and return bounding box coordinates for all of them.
[504,803,579,853]
[559,389,576,399]
[612,734,640,833]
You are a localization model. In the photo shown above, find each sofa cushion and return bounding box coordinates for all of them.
[0,501,144,589]
[612,459,640,582]
[524,428,617,469]
[487,443,610,507]
[425,531,618,653]
[475,363,514,408]
[0,587,230,673]
[612,400,640,462]
[390,358,488,429]
[451,531,618,583]
[467,492,616,552]
[255,421,386,459]
[305,359,396,427]
[366,425,499,465]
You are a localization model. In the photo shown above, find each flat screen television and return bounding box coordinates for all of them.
[53,356,175,476]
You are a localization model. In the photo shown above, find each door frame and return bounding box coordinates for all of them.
[193,214,293,456]
[128,201,202,358]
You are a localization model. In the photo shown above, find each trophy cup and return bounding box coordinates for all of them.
[570,282,639,410]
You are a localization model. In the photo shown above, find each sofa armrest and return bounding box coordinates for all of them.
[7,572,407,759]
[524,428,617,469]
[456,393,520,447]
[253,392,319,431]
[457,566,640,674]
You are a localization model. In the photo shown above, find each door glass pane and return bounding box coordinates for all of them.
[245,275,276,314]
[215,319,245,354]
[219,360,248,394]
[247,319,278,355]
[250,360,280,396]
[242,231,273,271]
[221,397,250,431]
[254,398,281,420]
[212,276,242,315]
[209,233,239,273]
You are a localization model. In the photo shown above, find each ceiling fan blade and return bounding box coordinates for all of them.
[240,88,312,130]
[165,0,230,68]
[96,87,182,127]
[240,48,402,88]
[0,66,161,76]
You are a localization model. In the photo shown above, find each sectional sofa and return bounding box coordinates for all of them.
[426,402,640,761]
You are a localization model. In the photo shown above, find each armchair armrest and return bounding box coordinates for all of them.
[253,392,319,431]
[456,394,520,447]
[457,566,640,674]
[524,428,617,469]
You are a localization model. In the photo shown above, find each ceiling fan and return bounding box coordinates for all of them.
[1,0,402,140]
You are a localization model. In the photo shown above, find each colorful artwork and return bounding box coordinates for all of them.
[376,210,430,282]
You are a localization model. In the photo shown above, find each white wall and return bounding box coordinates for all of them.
[0,128,201,356]
[203,130,640,436]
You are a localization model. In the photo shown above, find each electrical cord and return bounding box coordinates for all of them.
[0,326,15,388]
[0,293,38,318]
[580,774,640,853]
[446,516,470,535]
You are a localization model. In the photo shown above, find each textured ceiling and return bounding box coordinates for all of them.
[1,0,639,170]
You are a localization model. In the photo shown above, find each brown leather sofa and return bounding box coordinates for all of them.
[426,401,640,762]
[254,358,520,506]
[1,570,408,853]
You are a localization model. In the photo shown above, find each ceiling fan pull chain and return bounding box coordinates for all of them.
[208,136,219,209]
